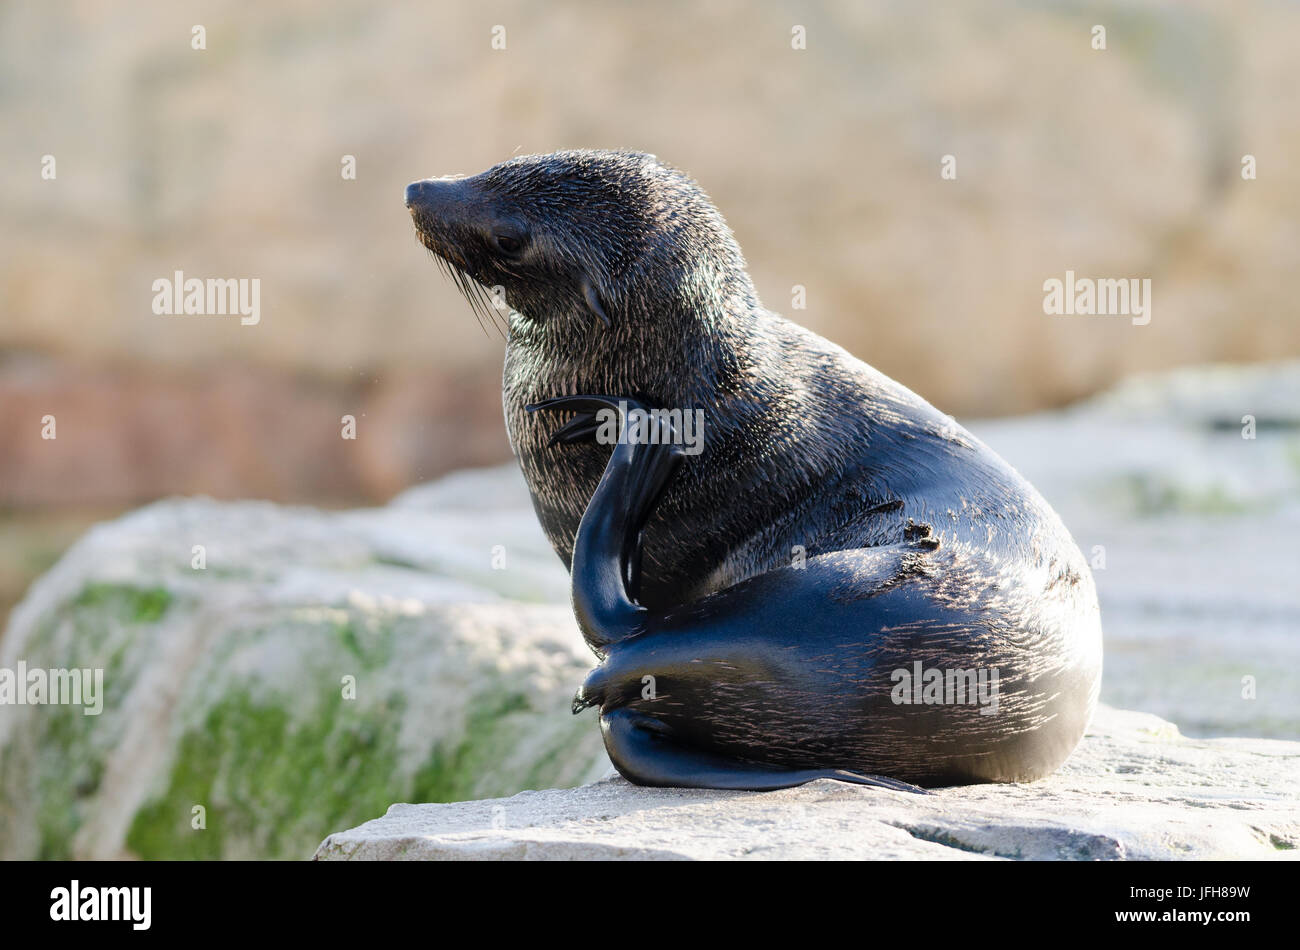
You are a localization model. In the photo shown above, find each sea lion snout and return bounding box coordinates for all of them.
[404,177,476,224]
[404,176,488,270]
[404,176,470,209]
[406,175,533,274]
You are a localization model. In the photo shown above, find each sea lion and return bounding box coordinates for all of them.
[405,149,1103,788]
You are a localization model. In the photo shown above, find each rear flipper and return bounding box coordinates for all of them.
[601,708,929,795]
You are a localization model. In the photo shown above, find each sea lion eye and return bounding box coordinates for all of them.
[493,231,524,255]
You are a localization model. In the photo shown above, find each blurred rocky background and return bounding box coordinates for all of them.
[2,3,1298,632]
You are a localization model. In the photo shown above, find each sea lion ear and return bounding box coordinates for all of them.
[582,279,611,328]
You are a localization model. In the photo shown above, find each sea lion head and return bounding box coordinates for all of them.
[405,149,754,338]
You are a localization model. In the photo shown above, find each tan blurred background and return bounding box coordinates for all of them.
[1,0,1298,622]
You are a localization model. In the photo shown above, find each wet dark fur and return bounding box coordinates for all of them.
[407,150,1103,785]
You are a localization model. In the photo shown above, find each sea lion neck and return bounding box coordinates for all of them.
[504,287,759,409]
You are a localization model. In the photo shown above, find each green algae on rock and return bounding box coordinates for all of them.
[0,469,607,860]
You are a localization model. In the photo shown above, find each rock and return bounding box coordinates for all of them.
[0,466,606,860]
[314,706,1300,861]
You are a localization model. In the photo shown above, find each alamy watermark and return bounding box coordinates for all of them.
[890,661,1000,715]
[1043,270,1151,326]
[0,662,103,715]
[50,880,150,930]
[596,401,705,456]
[152,270,260,325]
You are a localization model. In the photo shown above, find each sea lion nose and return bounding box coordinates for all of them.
[405,177,472,215]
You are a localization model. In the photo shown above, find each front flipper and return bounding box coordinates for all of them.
[601,708,929,795]
[529,395,685,652]
[544,409,602,447]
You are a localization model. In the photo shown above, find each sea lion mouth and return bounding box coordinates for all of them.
[410,221,465,268]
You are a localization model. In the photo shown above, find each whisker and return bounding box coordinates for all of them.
[419,237,510,340]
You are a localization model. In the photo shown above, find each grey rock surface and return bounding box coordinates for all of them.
[315,706,1300,861]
